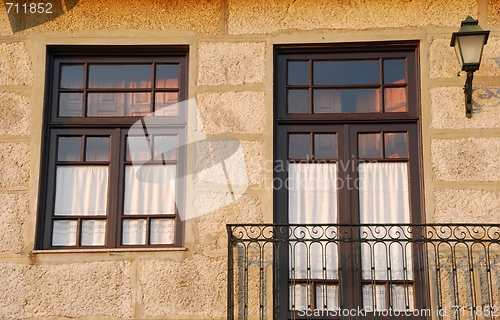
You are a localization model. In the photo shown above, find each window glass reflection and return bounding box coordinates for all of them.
[156,64,179,88]
[60,65,84,89]
[358,133,382,158]
[289,134,311,159]
[288,61,309,85]
[88,65,151,88]
[383,60,406,84]
[384,132,408,158]
[86,137,110,161]
[288,90,309,113]
[314,89,380,113]
[153,135,177,161]
[87,93,151,117]
[314,61,379,85]
[58,137,82,161]
[127,136,150,161]
[59,93,83,117]
[314,134,337,159]
[155,92,179,116]
[384,88,407,112]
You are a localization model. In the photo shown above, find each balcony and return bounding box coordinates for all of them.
[227,224,500,320]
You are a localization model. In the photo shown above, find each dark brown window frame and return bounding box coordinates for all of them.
[36,45,188,250]
[274,41,425,319]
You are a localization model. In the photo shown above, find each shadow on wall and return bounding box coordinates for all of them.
[3,0,80,32]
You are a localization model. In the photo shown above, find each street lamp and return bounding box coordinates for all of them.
[450,16,490,118]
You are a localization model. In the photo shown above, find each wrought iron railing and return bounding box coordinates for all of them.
[227,224,500,320]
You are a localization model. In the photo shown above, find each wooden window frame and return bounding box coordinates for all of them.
[36,45,188,250]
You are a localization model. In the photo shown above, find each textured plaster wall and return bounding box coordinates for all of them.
[0,93,30,136]
[430,87,500,128]
[197,91,266,134]
[0,7,12,36]
[433,189,500,223]
[21,0,221,35]
[0,142,30,189]
[0,43,33,86]
[198,42,266,85]
[228,0,477,35]
[140,255,227,318]
[0,193,29,254]
[431,138,500,182]
[0,261,132,319]
[0,0,499,318]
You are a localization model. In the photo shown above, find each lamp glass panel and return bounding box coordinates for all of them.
[457,34,486,65]
[453,43,464,68]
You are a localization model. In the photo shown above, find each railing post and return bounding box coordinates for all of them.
[227,225,234,320]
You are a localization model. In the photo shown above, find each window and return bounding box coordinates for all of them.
[274,42,423,316]
[36,46,188,249]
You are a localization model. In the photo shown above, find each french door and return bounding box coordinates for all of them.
[273,42,425,319]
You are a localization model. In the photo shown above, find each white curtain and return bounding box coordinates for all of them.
[358,162,412,281]
[122,219,146,245]
[52,220,77,246]
[54,166,108,216]
[81,220,106,246]
[288,163,339,280]
[150,219,175,244]
[122,165,176,245]
[123,165,177,215]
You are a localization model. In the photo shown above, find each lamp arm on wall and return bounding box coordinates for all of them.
[464,71,474,118]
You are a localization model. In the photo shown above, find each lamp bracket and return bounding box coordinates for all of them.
[464,71,474,118]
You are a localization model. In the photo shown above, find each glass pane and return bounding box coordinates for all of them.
[363,284,387,310]
[126,93,151,116]
[314,89,380,113]
[123,165,177,215]
[384,87,407,112]
[153,135,177,161]
[288,90,309,113]
[58,137,82,161]
[122,219,146,245]
[392,285,414,310]
[383,60,406,84]
[81,220,106,246]
[52,220,77,246]
[154,92,179,116]
[288,61,308,85]
[88,65,151,88]
[289,134,310,159]
[126,136,150,161]
[358,133,382,158]
[314,134,337,159]
[87,92,151,117]
[59,93,83,117]
[150,219,175,244]
[457,35,485,65]
[86,137,110,161]
[54,166,109,216]
[156,64,179,88]
[60,65,84,89]
[87,93,124,116]
[313,61,379,85]
[316,285,339,310]
[289,283,309,310]
[384,132,408,159]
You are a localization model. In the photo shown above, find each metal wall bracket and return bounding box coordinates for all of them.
[464,71,474,118]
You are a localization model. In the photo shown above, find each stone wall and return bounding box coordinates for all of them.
[0,0,499,318]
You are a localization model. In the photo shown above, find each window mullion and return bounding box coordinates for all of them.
[105,128,122,248]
